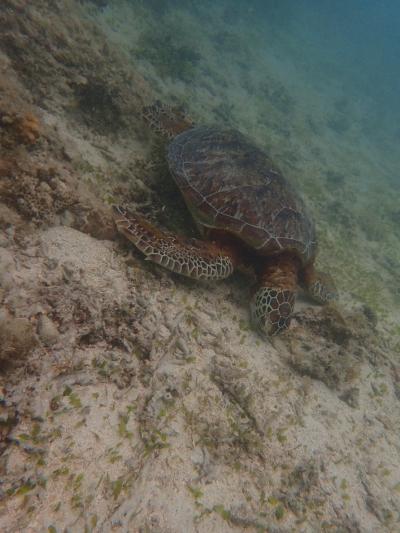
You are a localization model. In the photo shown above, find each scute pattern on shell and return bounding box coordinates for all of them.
[167,126,316,264]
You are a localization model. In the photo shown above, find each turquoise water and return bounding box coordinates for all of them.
[111,0,400,174]
[94,0,399,326]
[253,0,400,146]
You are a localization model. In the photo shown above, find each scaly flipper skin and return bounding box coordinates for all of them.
[301,264,337,304]
[113,206,234,280]
[142,100,194,139]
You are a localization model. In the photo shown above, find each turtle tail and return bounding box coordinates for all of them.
[142,100,194,139]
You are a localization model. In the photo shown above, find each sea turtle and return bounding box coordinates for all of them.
[114,101,337,335]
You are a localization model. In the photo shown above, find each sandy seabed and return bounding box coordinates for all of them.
[0,1,400,532]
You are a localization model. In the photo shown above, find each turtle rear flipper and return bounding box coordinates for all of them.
[142,100,194,139]
[114,206,234,280]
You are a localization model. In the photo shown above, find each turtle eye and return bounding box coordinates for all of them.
[278,317,287,328]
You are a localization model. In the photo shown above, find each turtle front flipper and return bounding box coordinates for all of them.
[301,264,337,304]
[142,100,194,139]
[114,206,234,280]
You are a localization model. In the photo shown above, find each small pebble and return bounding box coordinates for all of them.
[176,337,190,356]
[37,314,59,346]
[0,310,38,362]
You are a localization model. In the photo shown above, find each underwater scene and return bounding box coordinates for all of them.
[0,0,399,531]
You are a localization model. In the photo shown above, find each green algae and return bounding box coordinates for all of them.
[275,505,285,520]
[187,484,203,500]
[213,504,232,522]
[134,31,201,82]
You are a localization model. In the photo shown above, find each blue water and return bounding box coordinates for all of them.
[127,0,400,154]
[97,0,400,315]
[252,0,400,141]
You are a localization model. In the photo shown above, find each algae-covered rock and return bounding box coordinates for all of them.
[0,309,38,365]
[37,314,59,346]
[0,248,15,290]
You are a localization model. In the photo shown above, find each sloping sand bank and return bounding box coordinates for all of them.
[0,2,399,531]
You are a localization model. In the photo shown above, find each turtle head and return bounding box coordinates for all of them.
[250,286,296,336]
